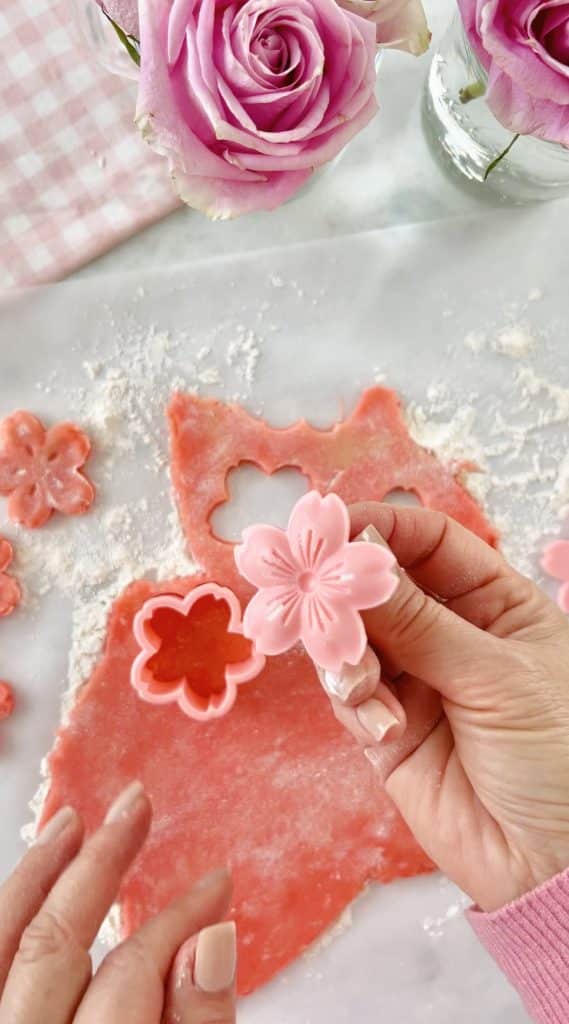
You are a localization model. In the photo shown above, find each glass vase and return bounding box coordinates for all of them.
[424,13,569,202]
[72,0,139,80]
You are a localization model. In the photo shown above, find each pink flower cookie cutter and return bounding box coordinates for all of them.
[541,539,569,613]
[235,490,399,673]
[131,583,266,722]
[0,537,21,618]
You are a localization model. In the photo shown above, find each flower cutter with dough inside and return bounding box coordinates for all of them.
[131,583,266,722]
[235,490,399,673]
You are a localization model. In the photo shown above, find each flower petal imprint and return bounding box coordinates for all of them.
[235,490,399,672]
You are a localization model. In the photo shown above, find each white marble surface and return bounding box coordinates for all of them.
[75,0,523,282]
[5,208,569,1020]
[3,1,567,1019]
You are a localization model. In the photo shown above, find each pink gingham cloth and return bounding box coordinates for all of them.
[0,0,179,297]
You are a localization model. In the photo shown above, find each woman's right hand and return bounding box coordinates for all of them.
[319,503,569,913]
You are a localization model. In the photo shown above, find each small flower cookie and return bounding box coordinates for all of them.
[0,411,95,529]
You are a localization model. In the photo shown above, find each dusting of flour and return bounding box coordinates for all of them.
[7,283,569,958]
[411,317,569,576]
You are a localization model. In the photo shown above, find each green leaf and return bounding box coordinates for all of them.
[459,80,486,104]
[484,134,520,181]
[103,11,141,67]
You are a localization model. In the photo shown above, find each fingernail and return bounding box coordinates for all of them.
[358,525,399,573]
[193,866,230,893]
[36,806,75,846]
[194,921,237,993]
[318,646,380,705]
[356,699,398,741]
[357,524,385,545]
[364,746,383,769]
[104,780,145,825]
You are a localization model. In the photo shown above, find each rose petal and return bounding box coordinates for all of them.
[287,491,350,572]
[300,595,366,672]
[457,0,492,68]
[236,524,298,588]
[486,62,569,143]
[231,94,377,170]
[529,1,569,72]
[242,585,303,655]
[137,0,260,183]
[171,164,312,218]
[482,0,569,102]
[97,0,140,39]
[168,0,194,64]
[337,0,430,53]
[321,541,398,609]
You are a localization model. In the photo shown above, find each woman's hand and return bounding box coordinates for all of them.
[0,782,236,1023]
[319,502,569,913]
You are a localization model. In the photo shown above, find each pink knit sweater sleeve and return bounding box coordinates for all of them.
[467,867,569,1023]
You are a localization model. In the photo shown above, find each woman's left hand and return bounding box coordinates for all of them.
[0,781,236,1023]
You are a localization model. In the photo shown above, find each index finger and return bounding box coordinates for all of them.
[349,503,507,601]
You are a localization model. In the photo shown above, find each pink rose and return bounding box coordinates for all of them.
[458,0,569,145]
[97,0,140,38]
[135,0,378,217]
[99,0,430,54]
[336,0,430,54]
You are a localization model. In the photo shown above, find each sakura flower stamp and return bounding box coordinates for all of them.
[235,490,399,673]
[131,584,266,722]
[541,540,569,613]
[0,537,20,618]
[0,411,95,529]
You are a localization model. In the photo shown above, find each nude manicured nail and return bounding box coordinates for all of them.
[36,806,75,846]
[319,646,380,705]
[194,921,237,993]
[356,699,398,741]
[357,524,399,572]
[357,524,385,545]
[364,746,383,769]
[104,780,145,825]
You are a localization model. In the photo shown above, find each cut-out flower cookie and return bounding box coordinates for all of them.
[541,540,569,613]
[235,490,399,673]
[0,538,21,618]
[0,411,95,529]
[131,584,266,721]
